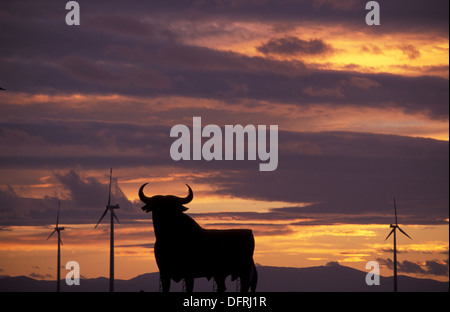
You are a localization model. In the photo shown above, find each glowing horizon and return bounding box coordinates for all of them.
[1,0,448,288]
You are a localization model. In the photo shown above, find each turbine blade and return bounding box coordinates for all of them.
[59,236,63,246]
[56,200,61,227]
[47,229,56,240]
[385,228,395,241]
[398,226,412,240]
[393,197,398,225]
[112,209,120,224]
[95,207,109,229]
[108,168,112,207]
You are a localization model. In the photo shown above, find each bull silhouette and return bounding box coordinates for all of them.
[139,183,258,292]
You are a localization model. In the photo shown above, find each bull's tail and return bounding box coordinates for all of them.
[250,260,258,292]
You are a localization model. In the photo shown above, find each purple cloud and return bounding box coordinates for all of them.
[257,37,332,56]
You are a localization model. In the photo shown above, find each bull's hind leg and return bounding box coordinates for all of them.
[250,261,258,292]
[239,274,250,293]
[240,261,258,292]
[160,274,171,292]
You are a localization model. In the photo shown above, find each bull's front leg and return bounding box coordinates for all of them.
[214,276,227,292]
[184,277,194,292]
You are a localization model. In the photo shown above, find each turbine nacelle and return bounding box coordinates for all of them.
[94,169,121,229]
[47,201,65,241]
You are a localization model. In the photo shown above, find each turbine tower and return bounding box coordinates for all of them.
[95,168,120,292]
[385,198,412,292]
[47,201,65,292]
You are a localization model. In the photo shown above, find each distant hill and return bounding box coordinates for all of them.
[0,264,447,292]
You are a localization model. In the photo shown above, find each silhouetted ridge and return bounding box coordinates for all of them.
[0,265,447,292]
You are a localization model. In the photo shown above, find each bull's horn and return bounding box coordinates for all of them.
[178,184,193,204]
[138,183,150,203]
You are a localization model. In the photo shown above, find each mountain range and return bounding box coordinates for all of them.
[0,263,447,292]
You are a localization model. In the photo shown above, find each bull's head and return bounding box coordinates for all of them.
[138,183,193,213]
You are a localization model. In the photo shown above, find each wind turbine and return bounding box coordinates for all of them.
[385,198,412,292]
[47,200,65,292]
[95,168,120,292]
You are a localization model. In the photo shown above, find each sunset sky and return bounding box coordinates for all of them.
[0,0,448,286]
